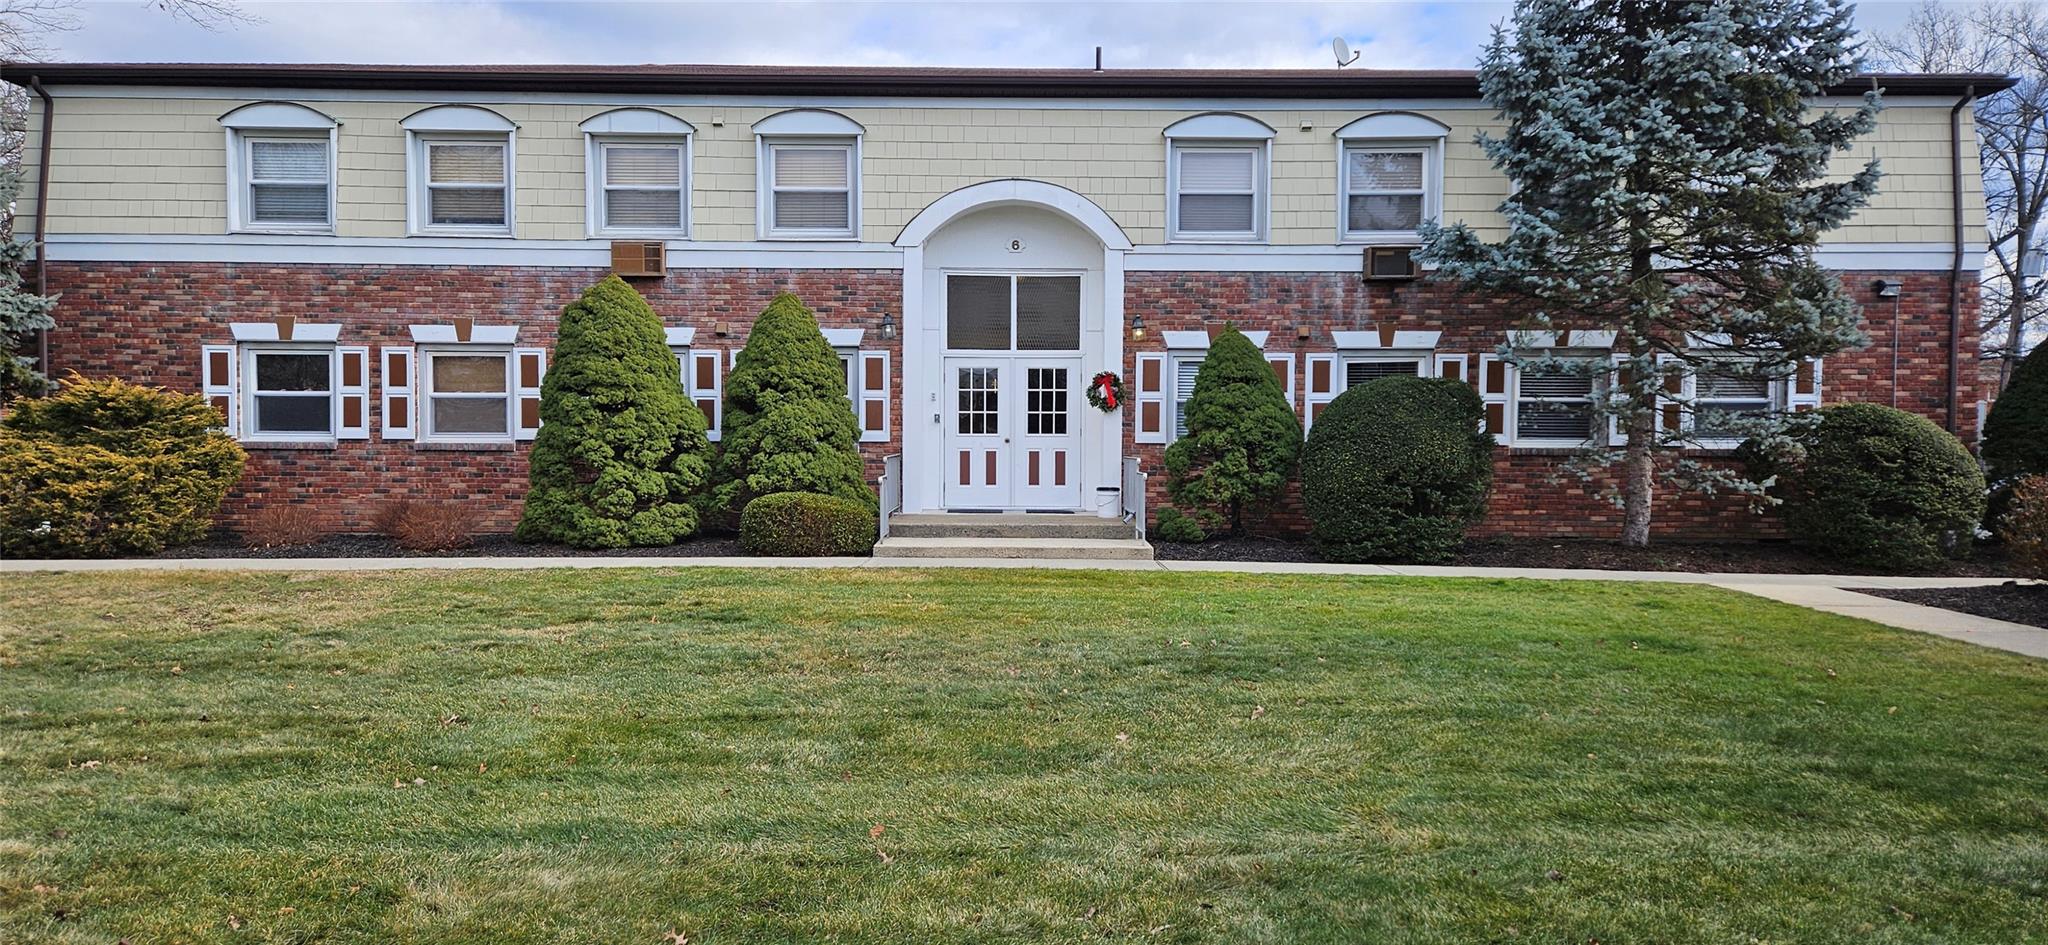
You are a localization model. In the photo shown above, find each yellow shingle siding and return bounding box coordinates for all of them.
[17,94,1984,246]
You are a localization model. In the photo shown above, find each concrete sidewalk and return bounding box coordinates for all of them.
[5,553,2040,659]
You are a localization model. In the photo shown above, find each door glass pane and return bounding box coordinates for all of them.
[254,353,330,391]
[432,355,508,393]
[1016,277,1081,351]
[433,397,508,434]
[956,366,999,435]
[947,276,1011,350]
[1027,367,1068,435]
[254,395,331,433]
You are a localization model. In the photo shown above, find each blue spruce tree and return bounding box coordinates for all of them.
[1421,0,1882,547]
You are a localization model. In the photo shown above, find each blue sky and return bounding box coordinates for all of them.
[42,0,1934,70]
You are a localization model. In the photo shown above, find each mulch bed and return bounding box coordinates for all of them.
[156,534,745,559]
[1157,534,2018,577]
[1855,583,2048,630]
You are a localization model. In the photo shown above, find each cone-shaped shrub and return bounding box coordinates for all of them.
[1162,326,1301,535]
[1300,375,1494,563]
[516,275,709,548]
[1984,343,2048,488]
[703,293,872,527]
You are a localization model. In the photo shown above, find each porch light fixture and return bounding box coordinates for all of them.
[1872,279,1903,299]
[879,312,897,341]
[1129,313,1145,340]
[1295,324,1312,344]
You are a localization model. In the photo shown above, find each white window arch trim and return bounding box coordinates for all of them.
[402,105,518,237]
[581,108,694,238]
[1334,112,1450,245]
[220,102,339,235]
[754,109,864,241]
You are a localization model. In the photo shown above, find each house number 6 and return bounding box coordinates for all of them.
[1008,239,1025,252]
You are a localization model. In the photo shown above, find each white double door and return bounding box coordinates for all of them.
[943,356,1083,510]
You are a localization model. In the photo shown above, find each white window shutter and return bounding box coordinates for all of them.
[336,345,370,440]
[1433,353,1468,384]
[514,347,547,440]
[1134,352,1167,444]
[201,344,238,436]
[381,346,415,441]
[1607,353,1630,447]
[1171,357,1202,440]
[857,349,890,443]
[1658,353,1690,435]
[1787,357,1822,411]
[690,348,724,440]
[1304,353,1340,434]
[1264,352,1296,413]
[1477,353,1510,444]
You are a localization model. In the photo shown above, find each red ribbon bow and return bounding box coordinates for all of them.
[1096,374,1118,409]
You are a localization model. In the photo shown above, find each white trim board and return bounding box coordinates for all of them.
[34,233,1986,274]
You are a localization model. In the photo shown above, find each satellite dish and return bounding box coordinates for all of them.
[1333,37,1360,68]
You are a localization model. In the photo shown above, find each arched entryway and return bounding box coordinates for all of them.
[895,181,1132,515]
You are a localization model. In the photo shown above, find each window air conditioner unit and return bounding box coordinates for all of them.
[1362,245,1420,281]
[611,240,667,277]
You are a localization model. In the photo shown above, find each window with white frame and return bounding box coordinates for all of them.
[1343,146,1431,237]
[1333,112,1450,242]
[1693,359,1779,440]
[1513,358,1602,444]
[421,349,513,441]
[762,141,856,237]
[220,102,339,233]
[1171,354,1203,438]
[244,347,336,438]
[421,138,510,231]
[1170,143,1265,240]
[595,140,687,234]
[240,136,332,229]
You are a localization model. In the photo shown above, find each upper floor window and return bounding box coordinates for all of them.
[581,109,693,238]
[219,102,338,234]
[401,105,518,236]
[1162,113,1274,243]
[754,109,863,240]
[1334,112,1450,242]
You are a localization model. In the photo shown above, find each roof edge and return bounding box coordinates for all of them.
[0,62,2017,99]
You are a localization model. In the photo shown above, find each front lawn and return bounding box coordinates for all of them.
[2,569,2045,943]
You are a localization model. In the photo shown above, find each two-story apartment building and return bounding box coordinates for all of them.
[3,63,2011,539]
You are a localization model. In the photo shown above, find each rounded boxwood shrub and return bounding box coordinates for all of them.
[1162,326,1301,535]
[517,275,712,548]
[1773,403,1986,570]
[1300,375,1494,563]
[0,375,246,557]
[520,274,712,545]
[704,293,873,530]
[1983,342,2048,489]
[739,491,877,557]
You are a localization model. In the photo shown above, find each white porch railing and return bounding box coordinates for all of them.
[878,453,903,541]
[1121,456,1148,541]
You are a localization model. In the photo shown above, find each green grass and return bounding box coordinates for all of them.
[2,568,2046,944]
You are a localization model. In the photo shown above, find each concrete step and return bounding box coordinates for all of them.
[887,512,1134,540]
[873,536,1156,560]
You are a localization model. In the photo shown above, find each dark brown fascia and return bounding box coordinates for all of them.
[0,62,2018,99]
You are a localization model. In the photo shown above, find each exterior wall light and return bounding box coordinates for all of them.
[1873,279,1903,298]
[879,312,897,341]
[1129,313,1145,340]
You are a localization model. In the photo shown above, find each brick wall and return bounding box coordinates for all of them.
[41,262,1979,541]
[42,262,903,534]
[1122,269,1981,540]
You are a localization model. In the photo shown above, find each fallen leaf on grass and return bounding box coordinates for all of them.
[1251,705,1267,720]
[660,931,689,945]
[876,847,894,864]
[227,914,242,930]
[869,824,886,840]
